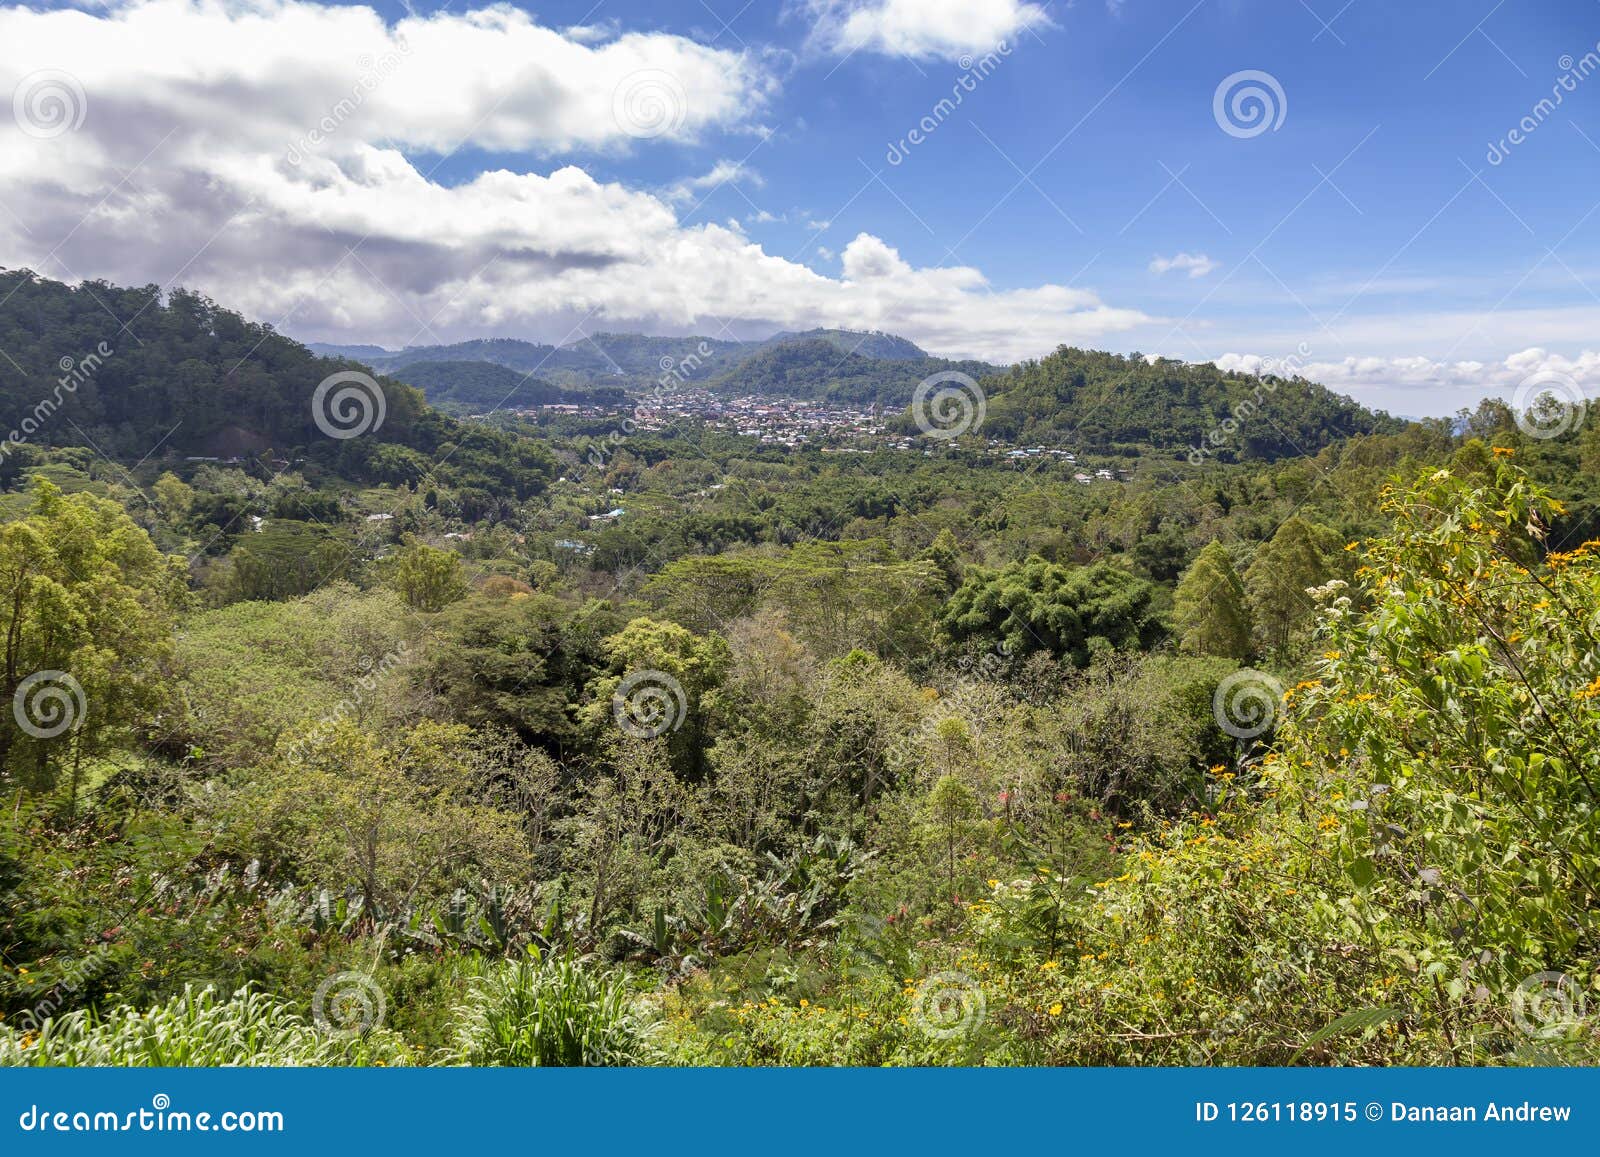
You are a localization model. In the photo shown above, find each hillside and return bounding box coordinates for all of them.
[950,347,1402,459]
[0,272,554,495]
[763,328,929,360]
[384,360,626,410]
[708,337,1001,404]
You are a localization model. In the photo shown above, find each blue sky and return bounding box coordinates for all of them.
[3,0,1600,413]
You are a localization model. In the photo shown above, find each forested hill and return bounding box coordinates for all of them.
[708,337,1001,404]
[0,271,554,495]
[765,327,929,360]
[383,360,626,411]
[965,347,1403,459]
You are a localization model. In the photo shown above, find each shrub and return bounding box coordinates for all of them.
[449,951,652,1066]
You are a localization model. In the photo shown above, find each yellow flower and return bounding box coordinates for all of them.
[1492,446,1515,457]
[1039,960,1060,971]
[1048,1002,1063,1017]
[799,999,809,1007]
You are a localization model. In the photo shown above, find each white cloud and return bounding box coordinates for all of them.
[804,0,1050,61]
[0,0,1151,364]
[1150,252,1219,278]
[666,159,765,203]
[0,0,774,158]
[1212,347,1600,415]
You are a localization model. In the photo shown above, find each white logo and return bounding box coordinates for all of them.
[1512,370,1586,440]
[612,70,687,140]
[1213,70,1287,139]
[312,971,386,1036]
[12,670,86,739]
[13,70,87,140]
[1212,668,1284,740]
[611,670,688,739]
[312,371,386,439]
[911,970,986,1039]
[912,371,986,440]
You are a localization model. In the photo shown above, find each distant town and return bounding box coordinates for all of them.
[497,389,1128,481]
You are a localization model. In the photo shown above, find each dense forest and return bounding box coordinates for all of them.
[1,275,1597,1067]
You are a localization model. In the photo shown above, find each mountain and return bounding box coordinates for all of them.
[300,328,953,395]
[762,328,928,361]
[354,334,746,386]
[384,360,625,410]
[951,347,1402,460]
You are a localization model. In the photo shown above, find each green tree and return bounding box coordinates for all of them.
[940,557,1160,666]
[0,479,186,793]
[390,541,469,612]
[1173,540,1252,659]
[1243,516,1335,655]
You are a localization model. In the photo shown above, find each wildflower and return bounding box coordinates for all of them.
[1492,446,1515,457]
[1048,1003,1063,1016]
[1318,814,1339,831]
[1039,960,1060,972]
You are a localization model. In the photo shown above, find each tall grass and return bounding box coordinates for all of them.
[449,951,652,1066]
[0,985,409,1067]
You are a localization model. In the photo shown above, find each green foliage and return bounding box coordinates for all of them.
[1173,540,1252,659]
[0,985,409,1066]
[940,557,1161,665]
[389,541,468,612]
[449,950,652,1066]
[0,478,187,791]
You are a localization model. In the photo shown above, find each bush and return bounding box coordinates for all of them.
[449,950,652,1066]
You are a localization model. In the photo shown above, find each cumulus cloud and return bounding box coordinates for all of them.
[0,0,1149,363]
[1150,252,1219,278]
[803,0,1051,61]
[1213,347,1600,414]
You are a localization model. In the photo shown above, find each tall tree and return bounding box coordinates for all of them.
[0,478,186,791]
[1243,516,1336,656]
[1173,540,1252,659]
